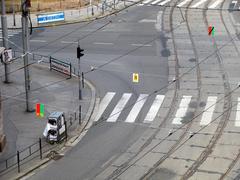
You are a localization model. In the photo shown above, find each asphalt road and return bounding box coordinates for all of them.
[3,0,240,179]
[16,4,169,180]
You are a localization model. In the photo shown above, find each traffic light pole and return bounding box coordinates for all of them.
[22,0,33,112]
[77,44,84,124]
[78,51,82,100]
[1,0,10,83]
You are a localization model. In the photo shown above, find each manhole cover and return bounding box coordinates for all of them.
[189,58,196,62]
[199,101,206,107]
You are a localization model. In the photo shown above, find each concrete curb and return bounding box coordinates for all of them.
[7,0,141,30]
[7,63,97,180]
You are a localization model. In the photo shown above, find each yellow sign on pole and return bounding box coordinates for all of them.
[132,73,139,83]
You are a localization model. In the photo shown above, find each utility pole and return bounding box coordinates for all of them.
[77,44,84,124]
[1,0,10,83]
[21,0,33,112]
[12,0,16,26]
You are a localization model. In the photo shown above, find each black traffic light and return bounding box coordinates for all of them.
[77,46,84,59]
[26,0,31,8]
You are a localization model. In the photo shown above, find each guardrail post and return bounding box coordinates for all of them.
[70,63,72,78]
[39,138,42,159]
[5,159,8,169]
[79,105,82,125]
[17,151,20,173]
[49,56,52,70]
[64,121,68,140]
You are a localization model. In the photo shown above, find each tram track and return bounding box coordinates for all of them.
[181,0,233,178]
[140,0,205,178]
[91,1,182,179]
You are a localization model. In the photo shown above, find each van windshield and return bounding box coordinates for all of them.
[48,119,57,125]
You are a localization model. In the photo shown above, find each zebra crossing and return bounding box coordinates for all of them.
[95,92,240,127]
[139,0,228,9]
[0,29,21,41]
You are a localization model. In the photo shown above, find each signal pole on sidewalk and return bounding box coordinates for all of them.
[77,44,84,124]
[21,0,33,112]
[1,0,10,83]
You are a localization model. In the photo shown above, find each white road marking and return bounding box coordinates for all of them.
[61,41,78,44]
[208,0,223,9]
[235,97,240,127]
[177,0,191,7]
[125,94,148,123]
[155,11,162,31]
[172,96,192,124]
[158,0,171,5]
[95,92,116,121]
[93,42,114,45]
[191,0,207,8]
[30,39,47,43]
[139,19,156,23]
[131,43,152,47]
[151,0,163,5]
[142,0,154,4]
[144,95,165,123]
[107,93,132,122]
[200,96,217,125]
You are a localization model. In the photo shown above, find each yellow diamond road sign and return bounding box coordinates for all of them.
[133,73,139,83]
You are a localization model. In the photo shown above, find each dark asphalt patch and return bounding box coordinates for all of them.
[161,49,171,57]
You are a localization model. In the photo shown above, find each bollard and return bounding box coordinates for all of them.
[39,138,42,159]
[79,105,82,125]
[17,151,20,173]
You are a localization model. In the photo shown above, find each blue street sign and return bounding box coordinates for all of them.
[37,12,65,24]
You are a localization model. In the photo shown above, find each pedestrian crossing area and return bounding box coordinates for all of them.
[138,0,229,9]
[94,92,240,127]
[0,29,21,41]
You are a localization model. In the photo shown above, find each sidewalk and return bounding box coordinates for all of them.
[1,0,140,29]
[0,55,95,179]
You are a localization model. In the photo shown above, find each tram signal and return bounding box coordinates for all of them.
[208,26,215,36]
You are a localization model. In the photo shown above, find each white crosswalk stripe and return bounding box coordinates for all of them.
[150,0,163,5]
[177,0,191,7]
[158,0,171,5]
[125,94,148,123]
[107,93,132,122]
[200,96,217,125]
[0,30,21,39]
[191,0,208,8]
[208,0,223,9]
[235,98,240,127]
[95,92,116,121]
[172,96,192,125]
[142,0,154,4]
[144,95,165,123]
